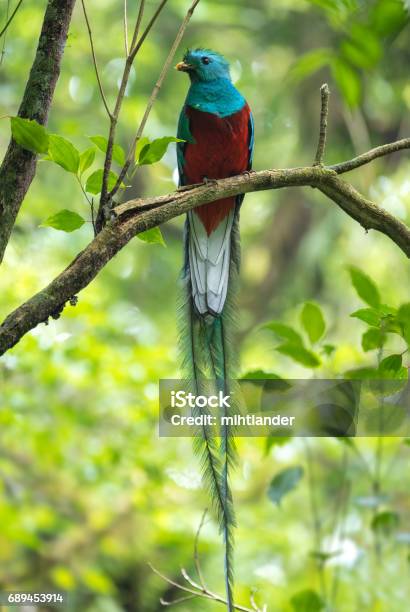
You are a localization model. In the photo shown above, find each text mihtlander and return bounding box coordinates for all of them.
[170,414,296,427]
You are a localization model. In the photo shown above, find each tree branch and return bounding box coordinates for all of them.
[1,79,410,355]
[329,138,410,174]
[0,0,76,263]
[313,83,329,166]
[148,510,264,611]
[1,144,409,355]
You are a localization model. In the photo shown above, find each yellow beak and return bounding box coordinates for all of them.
[175,61,193,72]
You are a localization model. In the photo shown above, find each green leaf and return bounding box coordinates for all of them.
[361,328,385,352]
[48,134,80,173]
[241,370,282,380]
[290,589,325,612]
[40,209,85,233]
[371,0,408,36]
[321,344,336,356]
[379,354,402,374]
[331,59,361,108]
[348,266,381,308]
[341,25,381,69]
[276,343,321,368]
[265,436,291,455]
[300,302,326,343]
[264,321,303,345]
[397,303,410,345]
[89,135,126,166]
[289,48,333,82]
[137,136,184,166]
[268,466,304,506]
[79,147,96,175]
[135,136,150,162]
[85,169,118,195]
[371,511,400,537]
[345,367,378,380]
[137,227,166,246]
[350,308,381,327]
[10,117,49,154]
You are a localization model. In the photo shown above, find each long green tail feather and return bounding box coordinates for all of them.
[178,214,241,612]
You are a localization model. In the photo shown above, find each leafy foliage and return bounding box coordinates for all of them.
[137,136,184,166]
[371,511,400,536]
[1,1,410,610]
[85,169,118,195]
[79,147,96,175]
[10,117,49,154]
[264,302,330,369]
[348,266,381,308]
[300,302,326,343]
[48,135,80,173]
[267,466,304,506]
[276,342,321,367]
[89,135,126,166]
[290,589,325,612]
[137,227,166,246]
[40,209,85,232]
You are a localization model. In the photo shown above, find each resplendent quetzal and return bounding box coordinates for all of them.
[176,49,254,611]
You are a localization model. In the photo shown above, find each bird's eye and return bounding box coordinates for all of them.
[202,56,210,65]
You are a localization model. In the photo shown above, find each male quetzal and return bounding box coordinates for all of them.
[176,49,254,611]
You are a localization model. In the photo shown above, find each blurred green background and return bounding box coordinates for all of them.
[1,0,410,610]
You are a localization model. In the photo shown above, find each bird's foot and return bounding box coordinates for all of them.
[177,182,203,192]
[241,169,256,179]
[203,176,218,186]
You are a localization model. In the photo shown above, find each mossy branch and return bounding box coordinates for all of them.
[0,87,409,355]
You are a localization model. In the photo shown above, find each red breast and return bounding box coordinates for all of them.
[183,104,251,235]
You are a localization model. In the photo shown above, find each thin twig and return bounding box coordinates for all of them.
[313,83,330,166]
[76,176,96,235]
[130,0,168,58]
[0,0,24,40]
[100,0,171,210]
[330,137,410,174]
[109,0,201,201]
[0,0,10,66]
[160,594,198,606]
[194,508,208,590]
[130,0,147,52]
[181,568,203,591]
[148,563,255,611]
[149,509,266,611]
[98,0,167,219]
[80,0,112,119]
[250,589,261,612]
[123,0,129,56]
